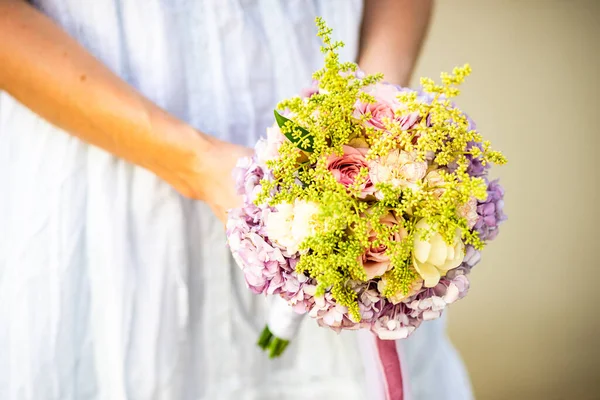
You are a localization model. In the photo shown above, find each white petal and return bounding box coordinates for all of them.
[303,285,317,296]
[431,296,447,311]
[439,241,465,272]
[447,243,455,261]
[414,239,431,264]
[418,298,433,310]
[422,310,441,321]
[386,319,398,331]
[377,327,409,340]
[315,295,326,308]
[427,233,447,266]
[323,312,337,326]
[414,259,441,288]
[443,283,460,303]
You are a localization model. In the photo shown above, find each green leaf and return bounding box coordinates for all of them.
[274,110,314,152]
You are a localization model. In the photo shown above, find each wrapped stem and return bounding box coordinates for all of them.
[256,296,305,358]
[257,326,290,358]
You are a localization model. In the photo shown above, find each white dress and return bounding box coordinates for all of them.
[0,1,473,399]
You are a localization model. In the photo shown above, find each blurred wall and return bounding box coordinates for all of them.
[411,1,600,399]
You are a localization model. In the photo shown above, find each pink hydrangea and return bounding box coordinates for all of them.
[307,290,362,332]
[406,274,470,321]
[371,303,421,340]
[227,157,308,297]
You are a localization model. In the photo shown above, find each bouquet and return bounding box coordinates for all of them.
[227,17,506,375]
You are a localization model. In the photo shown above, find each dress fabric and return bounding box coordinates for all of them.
[0,1,473,399]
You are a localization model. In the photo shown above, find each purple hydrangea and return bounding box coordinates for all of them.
[446,141,490,178]
[465,142,490,177]
[474,179,507,242]
[462,245,482,269]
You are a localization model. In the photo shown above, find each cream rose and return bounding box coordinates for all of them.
[413,218,465,287]
[265,200,319,254]
[424,170,446,198]
[378,273,423,304]
[458,197,478,229]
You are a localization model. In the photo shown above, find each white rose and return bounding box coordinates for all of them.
[265,200,319,254]
[413,218,465,287]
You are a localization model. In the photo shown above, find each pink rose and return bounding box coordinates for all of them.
[354,83,421,131]
[398,111,421,131]
[327,145,375,198]
[300,86,319,98]
[360,212,408,279]
[371,84,421,132]
[354,101,395,130]
[366,82,403,106]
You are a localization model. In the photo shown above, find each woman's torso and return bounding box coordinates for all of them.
[0,2,474,399]
[0,2,371,399]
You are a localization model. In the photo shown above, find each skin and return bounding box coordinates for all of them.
[0,0,432,224]
[359,0,433,86]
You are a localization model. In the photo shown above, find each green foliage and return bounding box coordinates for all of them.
[273,110,314,152]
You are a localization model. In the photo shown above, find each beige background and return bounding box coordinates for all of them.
[410,1,600,399]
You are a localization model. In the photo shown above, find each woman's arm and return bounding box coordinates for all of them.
[0,0,248,221]
[358,0,433,87]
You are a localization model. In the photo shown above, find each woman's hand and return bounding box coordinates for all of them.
[205,142,254,224]
[171,138,253,224]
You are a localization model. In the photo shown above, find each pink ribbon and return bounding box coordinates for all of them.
[375,337,404,400]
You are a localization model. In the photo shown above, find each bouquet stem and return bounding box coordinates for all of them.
[257,325,290,358]
[257,296,304,358]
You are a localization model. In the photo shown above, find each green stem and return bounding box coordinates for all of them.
[268,337,290,359]
[256,325,291,358]
[257,326,274,350]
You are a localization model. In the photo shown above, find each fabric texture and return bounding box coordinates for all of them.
[0,1,473,399]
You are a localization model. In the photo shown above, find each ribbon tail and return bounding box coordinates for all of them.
[375,336,405,400]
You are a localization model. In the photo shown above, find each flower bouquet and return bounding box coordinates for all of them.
[227,18,506,396]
